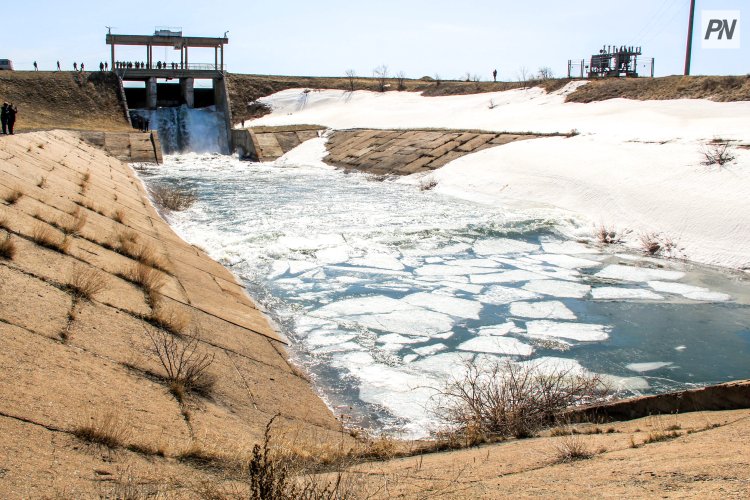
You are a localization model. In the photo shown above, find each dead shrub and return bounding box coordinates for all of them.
[151,185,197,211]
[66,265,108,301]
[596,225,621,245]
[249,416,358,500]
[701,142,736,167]
[37,176,47,189]
[3,188,23,205]
[639,232,661,255]
[552,432,594,463]
[149,302,191,336]
[31,222,70,254]
[71,411,132,449]
[0,233,16,260]
[144,326,216,401]
[432,359,609,443]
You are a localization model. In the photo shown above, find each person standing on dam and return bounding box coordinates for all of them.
[1,103,8,134]
[4,104,17,135]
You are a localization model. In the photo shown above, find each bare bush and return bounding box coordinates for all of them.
[434,73,441,86]
[345,69,356,92]
[31,222,70,254]
[596,225,621,245]
[0,233,15,260]
[432,359,609,443]
[537,66,554,80]
[517,66,529,89]
[144,326,216,401]
[396,71,407,91]
[3,188,23,205]
[67,265,108,301]
[701,142,736,167]
[151,185,197,211]
[72,411,132,449]
[249,416,358,500]
[37,176,47,189]
[373,65,389,92]
[638,232,681,257]
[116,231,171,273]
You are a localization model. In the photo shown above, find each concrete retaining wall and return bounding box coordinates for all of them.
[233,125,325,161]
[324,129,540,175]
[80,131,164,163]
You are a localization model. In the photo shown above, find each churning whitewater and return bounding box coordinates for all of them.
[137,153,750,438]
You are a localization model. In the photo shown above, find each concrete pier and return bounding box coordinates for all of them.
[180,77,194,108]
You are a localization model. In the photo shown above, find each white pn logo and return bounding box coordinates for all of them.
[702,11,740,49]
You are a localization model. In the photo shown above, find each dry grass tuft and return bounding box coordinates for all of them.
[144,326,216,401]
[3,188,23,205]
[112,208,126,224]
[59,208,88,236]
[151,185,197,211]
[121,262,165,303]
[552,433,594,463]
[31,222,70,254]
[0,233,16,260]
[71,412,132,449]
[66,265,108,301]
[116,231,172,273]
[36,176,47,189]
[149,302,191,336]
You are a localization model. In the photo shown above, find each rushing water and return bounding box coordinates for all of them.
[137,153,750,438]
[132,105,228,154]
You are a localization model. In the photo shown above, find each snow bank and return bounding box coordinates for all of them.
[251,84,750,269]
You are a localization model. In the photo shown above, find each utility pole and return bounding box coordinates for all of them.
[684,0,697,75]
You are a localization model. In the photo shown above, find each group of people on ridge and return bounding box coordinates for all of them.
[1,102,18,135]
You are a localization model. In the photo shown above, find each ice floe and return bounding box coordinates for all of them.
[470,269,549,284]
[524,321,610,342]
[349,253,405,271]
[647,281,731,302]
[591,287,665,301]
[510,301,577,320]
[402,292,482,319]
[595,264,685,282]
[522,280,591,298]
[530,254,601,269]
[474,238,540,255]
[540,240,601,254]
[457,336,534,356]
[415,264,499,276]
[476,322,521,336]
[477,285,542,304]
[626,362,674,373]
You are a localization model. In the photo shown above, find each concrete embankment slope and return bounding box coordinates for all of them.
[0,131,346,497]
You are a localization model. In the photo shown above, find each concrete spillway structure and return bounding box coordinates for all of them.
[106,30,233,150]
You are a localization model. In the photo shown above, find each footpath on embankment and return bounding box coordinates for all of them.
[0,130,351,497]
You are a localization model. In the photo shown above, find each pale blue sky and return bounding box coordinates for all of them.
[1,0,746,79]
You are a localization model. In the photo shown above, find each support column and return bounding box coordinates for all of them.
[146,77,158,110]
[215,47,218,70]
[111,44,115,71]
[220,45,224,71]
[185,47,189,68]
[180,78,195,108]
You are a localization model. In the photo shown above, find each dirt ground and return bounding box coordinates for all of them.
[0,72,131,133]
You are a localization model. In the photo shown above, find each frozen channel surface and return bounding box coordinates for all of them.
[138,154,750,438]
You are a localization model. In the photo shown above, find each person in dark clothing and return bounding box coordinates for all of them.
[493,69,497,82]
[57,61,61,71]
[73,62,78,71]
[80,62,84,72]
[33,61,38,71]
[1,103,8,135]
[6,104,17,134]
[105,62,108,71]
[99,62,104,71]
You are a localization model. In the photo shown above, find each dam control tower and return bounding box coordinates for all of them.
[106,28,233,153]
